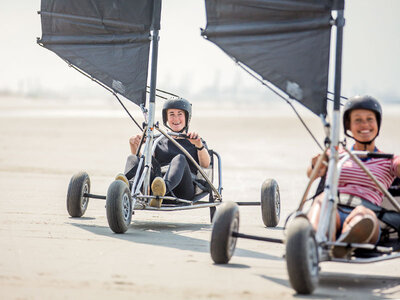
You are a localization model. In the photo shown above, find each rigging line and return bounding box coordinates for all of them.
[146,86,179,98]
[114,94,143,130]
[145,89,167,100]
[287,100,324,151]
[234,59,324,151]
[327,90,348,100]
[326,96,345,106]
[63,60,143,131]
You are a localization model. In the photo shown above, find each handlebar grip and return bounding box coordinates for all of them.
[178,133,189,138]
[168,132,189,138]
[367,153,394,159]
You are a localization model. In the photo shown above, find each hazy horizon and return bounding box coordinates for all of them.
[1,1,399,105]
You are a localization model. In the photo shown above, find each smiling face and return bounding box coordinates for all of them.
[166,108,186,132]
[349,109,378,144]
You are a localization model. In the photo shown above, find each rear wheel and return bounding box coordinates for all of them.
[106,180,132,233]
[286,217,319,294]
[210,201,239,264]
[261,178,280,227]
[66,172,90,217]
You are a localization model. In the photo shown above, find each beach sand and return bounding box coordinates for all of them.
[0,95,399,299]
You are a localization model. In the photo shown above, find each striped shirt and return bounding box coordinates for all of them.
[338,149,400,206]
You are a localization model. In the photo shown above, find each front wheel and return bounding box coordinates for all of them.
[286,217,319,294]
[106,180,132,233]
[66,172,90,217]
[261,178,280,227]
[210,201,240,264]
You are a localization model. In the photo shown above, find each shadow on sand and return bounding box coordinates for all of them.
[68,218,282,261]
[260,272,400,299]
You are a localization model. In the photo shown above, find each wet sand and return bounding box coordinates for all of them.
[0,95,399,299]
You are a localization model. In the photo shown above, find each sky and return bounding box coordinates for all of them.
[0,0,399,104]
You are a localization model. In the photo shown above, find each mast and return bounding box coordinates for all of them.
[317,0,345,242]
[143,0,161,195]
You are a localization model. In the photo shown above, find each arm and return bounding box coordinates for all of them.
[395,155,400,177]
[187,132,210,168]
[129,134,142,155]
[307,154,328,179]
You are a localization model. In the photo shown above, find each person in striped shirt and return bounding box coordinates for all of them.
[307,95,400,258]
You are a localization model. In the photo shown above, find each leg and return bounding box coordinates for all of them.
[124,155,160,181]
[113,155,141,188]
[307,192,340,238]
[124,155,140,180]
[341,205,380,244]
[164,154,195,200]
[332,205,379,258]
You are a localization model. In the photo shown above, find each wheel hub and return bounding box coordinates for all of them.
[122,193,131,222]
[228,216,239,256]
[81,183,89,209]
[307,236,319,277]
[275,188,280,216]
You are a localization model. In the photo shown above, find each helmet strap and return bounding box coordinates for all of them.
[164,124,188,134]
[345,130,379,149]
[179,127,188,134]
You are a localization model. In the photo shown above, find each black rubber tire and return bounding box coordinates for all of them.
[286,217,319,295]
[210,201,239,264]
[261,178,280,227]
[66,172,90,217]
[106,180,132,234]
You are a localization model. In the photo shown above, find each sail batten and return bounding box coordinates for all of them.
[203,18,331,37]
[38,33,149,45]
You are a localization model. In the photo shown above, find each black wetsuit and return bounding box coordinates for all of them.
[125,136,208,200]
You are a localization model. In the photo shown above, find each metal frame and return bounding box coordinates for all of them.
[82,128,224,211]
[316,149,400,263]
[129,125,223,211]
[225,146,400,263]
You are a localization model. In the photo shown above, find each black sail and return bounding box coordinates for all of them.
[38,0,161,106]
[202,0,334,116]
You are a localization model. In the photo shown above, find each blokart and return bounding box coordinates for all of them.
[201,0,400,295]
[36,0,280,234]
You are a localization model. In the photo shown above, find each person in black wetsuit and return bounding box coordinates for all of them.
[124,98,210,207]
